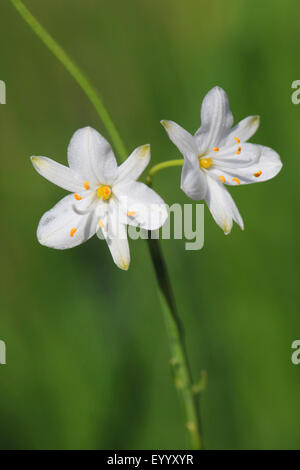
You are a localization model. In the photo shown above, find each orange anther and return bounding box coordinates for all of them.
[70,228,77,237]
[254,170,262,177]
[98,220,104,228]
[213,147,219,152]
[235,137,240,144]
[127,211,136,217]
[232,177,241,185]
[74,193,82,201]
[236,146,241,155]
[219,175,226,183]
[83,181,90,190]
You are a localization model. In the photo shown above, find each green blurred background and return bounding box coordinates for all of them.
[0,0,299,450]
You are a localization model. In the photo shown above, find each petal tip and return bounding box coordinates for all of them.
[119,260,130,271]
[160,120,170,129]
[138,144,150,157]
[31,156,43,169]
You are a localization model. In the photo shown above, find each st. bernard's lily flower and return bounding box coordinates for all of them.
[161,86,282,234]
[31,127,167,270]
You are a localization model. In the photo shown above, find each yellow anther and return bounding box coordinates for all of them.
[70,228,77,237]
[235,137,240,144]
[219,175,226,183]
[199,157,213,169]
[83,181,90,190]
[98,220,104,228]
[96,185,112,200]
[236,146,241,155]
[127,211,136,217]
[74,193,82,201]
[213,147,219,152]
[232,177,241,185]
[254,170,262,177]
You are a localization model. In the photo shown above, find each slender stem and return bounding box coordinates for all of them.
[147,237,203,449]
[10,0,203,449]
[147,159,184,185]
[9,0,127,161]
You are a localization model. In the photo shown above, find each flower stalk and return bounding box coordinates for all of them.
[10,0,203,449]
[147,159,184,186]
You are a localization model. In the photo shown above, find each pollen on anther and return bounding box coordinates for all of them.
[235,137,240,144]
[70,228,77,237]
[98,220,104,228]
[232,177,241,185]
[219,175,226,183]
[236,146,241,155]
[127,211,136,217]
[213,147,219,152]
[83,181,90,190]
[74,193,82,201]
[254,170,262,177]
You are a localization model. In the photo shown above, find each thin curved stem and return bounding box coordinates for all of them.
[10,0,203,449]
[147,159,184,185]
[9,0,127,161]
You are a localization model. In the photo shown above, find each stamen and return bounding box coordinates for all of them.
[127,211,136,217]
[236,146,241,155]
[199,157,213,169]
[83,181,90,190]
[219,175,226,183]
[232,177,241,185]
[74,193,82,201]
[213,147,219,152]
[254,170,262,177]
[97,185,112,200]
[98,220,104,228]
[70,228,77,237]
[235,137,240,144]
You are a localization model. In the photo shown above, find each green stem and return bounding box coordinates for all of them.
[10,0,203,449]
[9,0,127,161]
[147,159,184,185]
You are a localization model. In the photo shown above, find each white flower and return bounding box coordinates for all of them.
[161,86,282,234]
[31,127,167,270]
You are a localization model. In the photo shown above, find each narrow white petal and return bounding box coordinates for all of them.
[161,120,198,162]
[195,86,234,152]
[97,200,130,270]
[67,127,118,186]
[31,156,82,192]
[37,194,98,249]
[209,145,282,186]
[205,176,244,234]
[114,181,168,230]
[180,159,208,200]
[221,115,260,147]
[211,143,261,169]
[116,144,150,184]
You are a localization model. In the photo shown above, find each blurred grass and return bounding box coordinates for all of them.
[0,0,299,449]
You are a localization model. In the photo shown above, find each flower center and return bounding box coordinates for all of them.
[199,157,213,169]
[96,185,112,200]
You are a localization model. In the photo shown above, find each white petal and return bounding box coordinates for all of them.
[209,145,282,186]
[221,115,260,147]
[67,127,118,186]
[205,176,244,234]
[161,120,198,162]
[195,86,234,152]
[116,144,150,184]
[37,193,98,249]
[180,159,208,200]
[97,201,130,270]
[31,156,82,192]
[114,181,168,230]
[210,143,261,169]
